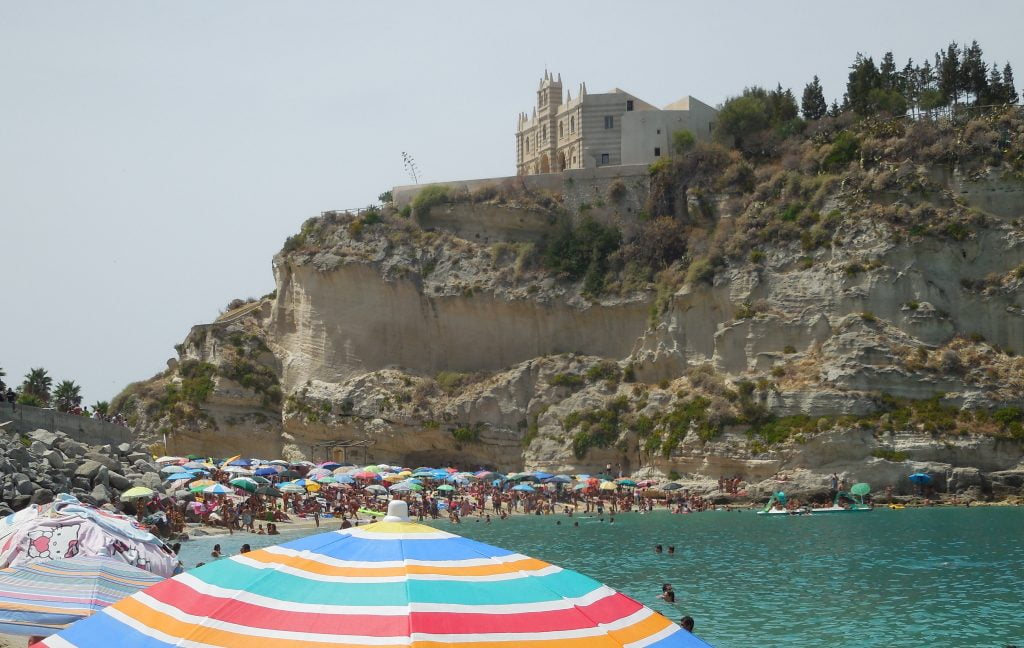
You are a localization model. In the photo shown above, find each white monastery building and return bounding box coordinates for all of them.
[516,72,718,175]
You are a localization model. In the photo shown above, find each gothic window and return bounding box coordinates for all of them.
[570,116,575,133]
[559,122,564,138]
[542,125,547,140]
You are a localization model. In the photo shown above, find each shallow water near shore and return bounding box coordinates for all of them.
[178,507,1023,647]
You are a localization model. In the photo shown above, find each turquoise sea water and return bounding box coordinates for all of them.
[177,508,1023,647]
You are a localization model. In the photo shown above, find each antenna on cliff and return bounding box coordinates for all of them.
[401,152,420,185]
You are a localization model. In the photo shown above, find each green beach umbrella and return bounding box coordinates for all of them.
[119,487,154,500]
[436,484,455,492]
[850,482,871,496]
[229,477,258,492]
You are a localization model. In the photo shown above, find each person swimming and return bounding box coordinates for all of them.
[654,544,663,554]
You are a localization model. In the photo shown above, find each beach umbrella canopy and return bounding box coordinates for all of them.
[228,478,258,493]
[0,496,177,578]
[636,480,658,488]
[153,456,184,465]
[187,480,217,492]
[616,479,638,487]
[268,460,289,466]
[533,471,554,480]
[226,458,252,467]
[202,484,233,495]
[599,481,618,491]
[278,470,302,479]
[436,484,456,492]
[37,501,709,647]
[278,483,306,494]
[850,482,871,496]
[512,484,535,492]
[334,474,356,484]
[0,556,164,637]
[252,467,279,477]
[545,474,573,483]
[573,483,588,490]
[365,484,388,495]
[317,461,342,470]
[662,483,684,491]
[254,486,282,498]
[118,487,153,501]
[222,466,253,475]
[354,471,380,480]
[908,473,932,485]
[158,465,185,475]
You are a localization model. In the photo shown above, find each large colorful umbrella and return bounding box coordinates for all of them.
[228,478,258,493]
[0,556,163,636]
[118,487,153,501]
[202,484,233,495]
[37,501,709,647]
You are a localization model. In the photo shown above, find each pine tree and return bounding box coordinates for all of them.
[828,100,842,118]
[900,59,919,114]
[845,54,882,115]
[1004,63,1019,104]
[961,40,988,104]
[801,76,828,120]
[938,42,960,105]
[880,51,898,90]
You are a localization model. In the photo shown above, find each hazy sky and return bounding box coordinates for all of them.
[2,1,1022,405]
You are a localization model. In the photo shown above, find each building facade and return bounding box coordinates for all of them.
[515,72,718,175]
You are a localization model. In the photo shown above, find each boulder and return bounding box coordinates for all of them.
[94,466,109,488]
[127,452,150,464]
[16,480,37,496]
[29,440,47,456]
[42,450,65,469]
[134,461,158,475]
[10,473,30,487]
[10,495,31,511]
[90,483,112,506]
[83,453,121,474]
[59,440,87,458]
[138,472,164,492]
[108,471,131,491]
[27,429,59,449]
[72,476,92,491]
[7,447,31,467]
[74,460,104,481]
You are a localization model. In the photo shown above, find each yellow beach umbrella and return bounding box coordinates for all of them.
[599,481,618,491]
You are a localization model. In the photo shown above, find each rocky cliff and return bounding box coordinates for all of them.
[113,110,1024,500]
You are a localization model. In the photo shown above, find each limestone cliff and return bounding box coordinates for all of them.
[114,110,1024,499]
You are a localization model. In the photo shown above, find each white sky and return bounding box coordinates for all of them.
[2,1,1022,405]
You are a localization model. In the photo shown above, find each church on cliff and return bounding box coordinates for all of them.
[515,71,719,175]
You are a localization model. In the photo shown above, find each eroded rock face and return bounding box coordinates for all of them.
[115,171,1024,498]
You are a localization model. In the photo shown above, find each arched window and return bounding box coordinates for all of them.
[559,122,564,138]
[542,125,547,140]
[570,116,575,133]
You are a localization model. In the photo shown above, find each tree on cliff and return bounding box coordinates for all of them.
[19,368,52,406]
[714,85,799,156]
[93,401,110,417]
[801,76,827,120]
[53,379,83,412]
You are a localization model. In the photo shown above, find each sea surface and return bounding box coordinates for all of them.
[177,507,1024,647]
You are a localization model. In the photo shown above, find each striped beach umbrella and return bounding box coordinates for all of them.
[0,556,163,637]
[36,501,709,647]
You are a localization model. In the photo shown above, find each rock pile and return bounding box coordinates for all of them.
[0,427,162,517]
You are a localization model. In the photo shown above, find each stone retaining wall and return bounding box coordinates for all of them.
[0,402,132,446]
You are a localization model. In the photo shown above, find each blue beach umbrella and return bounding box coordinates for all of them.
[512,484,536,492]
[908,473,932,484]
[253,467,278,477]
[545,475,573,484]
[533,472,554,480]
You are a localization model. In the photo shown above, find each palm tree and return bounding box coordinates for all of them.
[92,401,110,417]
[21,368,52,405]
[53,380,83,412]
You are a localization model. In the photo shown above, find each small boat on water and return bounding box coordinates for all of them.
[758,483,873,516]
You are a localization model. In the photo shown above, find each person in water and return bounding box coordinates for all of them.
[210,544,221,559]
[667,546,675,555]
[680,616,694,632]
[657,584,675,603]
[654,544,663,554]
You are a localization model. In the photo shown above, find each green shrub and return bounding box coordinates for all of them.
[686,258,715,285]
[585,361,621,383]
[993,406,1023,428]
[749,250,766,264]
[451,423,483,443]
[436,371,469,394]
[550,373,585,389]
[872,448,908,461]
[860,311,877,322]
[823,131,860,171]
[539,217,621,294]
[411,185,450,213]
[783,345,797,354]
[671,130,696,155]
